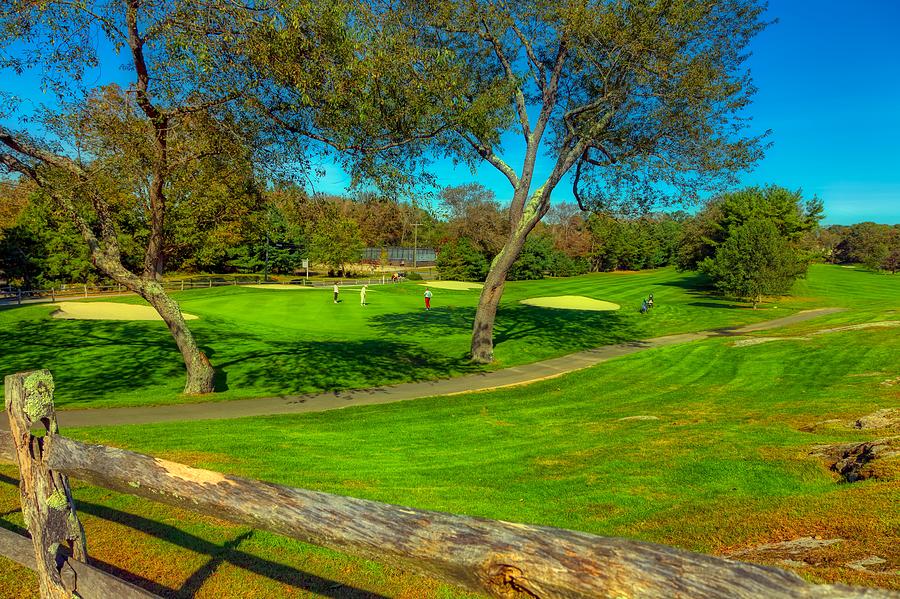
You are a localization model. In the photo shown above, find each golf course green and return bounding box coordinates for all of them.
[3,265,883,410]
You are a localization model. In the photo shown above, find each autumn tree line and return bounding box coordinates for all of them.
[4,0,884,394]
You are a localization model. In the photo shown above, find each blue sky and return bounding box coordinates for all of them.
[281,1,900,225]
[3,0,899,224]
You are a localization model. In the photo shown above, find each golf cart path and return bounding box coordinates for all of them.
[45,307,845,429]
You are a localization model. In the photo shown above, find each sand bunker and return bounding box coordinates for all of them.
[520,296,620,311]
[419,281,484,291]
[51,302,198,321]
[245,284,316,290]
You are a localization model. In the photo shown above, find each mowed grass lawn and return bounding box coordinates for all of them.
[0,265,896,597]
[0,265,860,409]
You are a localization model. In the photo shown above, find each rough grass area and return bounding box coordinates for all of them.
[0,266,851,410]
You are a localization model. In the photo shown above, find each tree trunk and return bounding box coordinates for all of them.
[140,280,215,394]
[470,196,544,362]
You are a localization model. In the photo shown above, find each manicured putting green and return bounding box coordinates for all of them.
[420,281,484,290]
[520,295,620,311]
[51,301,199,321]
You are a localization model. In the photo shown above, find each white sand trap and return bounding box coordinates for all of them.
[520,296,620,311]
[245,284,317,290]
[420,281,484,291]
[51,302,198,321]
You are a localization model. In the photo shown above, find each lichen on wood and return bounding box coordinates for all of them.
[5,370,88,599]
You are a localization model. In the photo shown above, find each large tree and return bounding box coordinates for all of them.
[0,1,262,392]
[700,218,807,308]
[0,1,369,392]
[334,0,770,362]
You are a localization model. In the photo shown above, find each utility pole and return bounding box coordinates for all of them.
[264,231,269,282]
[412,222,421,270]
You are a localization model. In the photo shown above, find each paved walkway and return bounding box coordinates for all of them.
[32,307,844,430]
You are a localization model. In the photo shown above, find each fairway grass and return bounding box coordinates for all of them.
[0,291,894,596]
[51,301,200,321]
[519,295,621,311]
[0,265,897,409]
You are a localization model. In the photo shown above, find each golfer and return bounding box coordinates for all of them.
[360,285,368,306]
[424,288,432,310]
[333,282,340,304]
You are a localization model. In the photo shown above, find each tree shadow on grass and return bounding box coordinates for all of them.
[0,472,387,598]
[0,317,480,406]
[369,304,641,357]
[0,320,185,406]
[207,336,481,395]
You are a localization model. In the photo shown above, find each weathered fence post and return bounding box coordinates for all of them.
[5,370,88,599]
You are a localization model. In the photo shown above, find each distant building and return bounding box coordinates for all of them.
[361,247,436,266]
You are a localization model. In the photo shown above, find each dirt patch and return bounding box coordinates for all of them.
[810,437,900,482]
[854,409,900,430]
[51,301,199,321]
[731,336,809,347]
[810,321,900,335]
[419,280,483,290]
[729,536,844,558]
[519,295,620,311]
[732,320,899,348]
[846,556,891,573]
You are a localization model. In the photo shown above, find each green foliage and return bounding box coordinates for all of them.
[508,236,556,281]
[436,238,489,281]
[310,213,364,276]
[700,219,808,307]
[833,222,900,273]
[405,271,423,281]
[678,186,823,271]
[0,188,140,288]
[549,253,589,278]
[587,214,683,272]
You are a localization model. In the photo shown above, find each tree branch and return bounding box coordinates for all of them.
[480,20,531,141]
[458,132,519,189]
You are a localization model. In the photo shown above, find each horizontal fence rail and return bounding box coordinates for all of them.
[0,527,160,598]
[0,440,893,595]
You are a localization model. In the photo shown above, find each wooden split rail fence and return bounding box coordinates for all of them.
[0,370,895,599]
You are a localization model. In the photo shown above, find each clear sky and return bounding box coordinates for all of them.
[3,0,899,224]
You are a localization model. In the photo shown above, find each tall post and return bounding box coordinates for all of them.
[264,232,270,282]
[5,370,87,599]
[412,223,420,270]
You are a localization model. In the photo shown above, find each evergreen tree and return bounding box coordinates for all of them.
[700,219,807,308]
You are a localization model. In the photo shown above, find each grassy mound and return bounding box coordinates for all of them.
[520,295,620,311]
[51,301,199,321]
